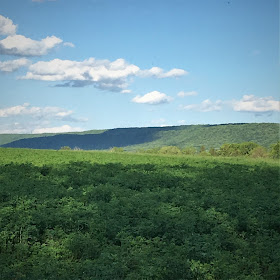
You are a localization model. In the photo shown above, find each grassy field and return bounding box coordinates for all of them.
[0,148,279,279]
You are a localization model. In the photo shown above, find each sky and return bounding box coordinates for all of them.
[0,0,279,133]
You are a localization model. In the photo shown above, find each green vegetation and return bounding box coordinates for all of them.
[1,123,279,151]
[0,148,279,279]
[0,129,106,146]
[137,141,279,160]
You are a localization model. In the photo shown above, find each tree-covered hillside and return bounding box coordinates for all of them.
[1,123,279,150]
[0,129,106,146]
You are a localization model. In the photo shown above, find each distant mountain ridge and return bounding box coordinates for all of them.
[1,123,279,151]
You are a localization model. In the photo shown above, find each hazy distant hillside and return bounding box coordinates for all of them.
[0,129,106,146]
[1,123,279,151]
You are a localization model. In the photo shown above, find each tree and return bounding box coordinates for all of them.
[182,146,196,155]
[60,146,71,150]
[110,147,124,153]
[270,141,280,159]
[159,146,181,155]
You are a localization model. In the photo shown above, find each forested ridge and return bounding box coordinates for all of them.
[1,123,279,151]
[0,148,279,279]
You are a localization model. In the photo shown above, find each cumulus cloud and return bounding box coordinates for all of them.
[140,67,187,78]
[177,91,198,97]
[0,103,87,122]
[22,58,139,91]
[0,58,30,72]
[132,91,173,105]
[32,125,82,134]
[21,58,186,92]
[232,95,280,113]
[0,15,17,36]
[0,35,63,56]
[182,99,222,112]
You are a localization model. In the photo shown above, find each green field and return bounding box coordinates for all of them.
[0,148,279,279]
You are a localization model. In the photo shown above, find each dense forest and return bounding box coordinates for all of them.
[0,148,279,279]
[1,123,279,151]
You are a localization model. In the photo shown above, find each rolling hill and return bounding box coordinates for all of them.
[1,123,279,151]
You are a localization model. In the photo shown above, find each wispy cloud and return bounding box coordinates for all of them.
[63,42,75,48]
[232,95,280,113]
[21,58,187,92]
[0,15,17,36]
[32,125,82,134]
[0,58,30,72]
[0,103,87,134]
[177,91,198,97]
[140,67,187,78]
[0,103,87,122]
[182,99,222,112]
[132,91,173,105]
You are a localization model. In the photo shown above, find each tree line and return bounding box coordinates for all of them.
[61,141,280,159]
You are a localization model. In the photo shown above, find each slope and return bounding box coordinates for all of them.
[1,123,279,151]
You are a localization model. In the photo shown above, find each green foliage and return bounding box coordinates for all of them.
[182,146,197,155]
[159,145,181,155]
[110,147,124,152]
[60,146,71,150]
[250,146,268,158]
[0,148,279,279]
[270,141,280,159]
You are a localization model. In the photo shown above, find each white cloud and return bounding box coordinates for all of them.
[0,58,30,72]
[132,91,173,105]
[0,35,63,56]
[182,99,222,112]
[0,104,87,134]
[0,103,87,122]
[232,95,280,112]
[0,15,17,36]
[121,89,132,94]
[177,91,198,97]
[63,42,75,48]
[21,57,187,92]
[32,125,82,134]
[151,118,170,127]
[22,58,139,91]
[140,67,187,78]
[178,120,186,125]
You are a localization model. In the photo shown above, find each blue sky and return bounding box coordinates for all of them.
[0,0,279,133]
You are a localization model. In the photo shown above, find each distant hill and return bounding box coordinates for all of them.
[0,129,106,146]
[1,123,279,151]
